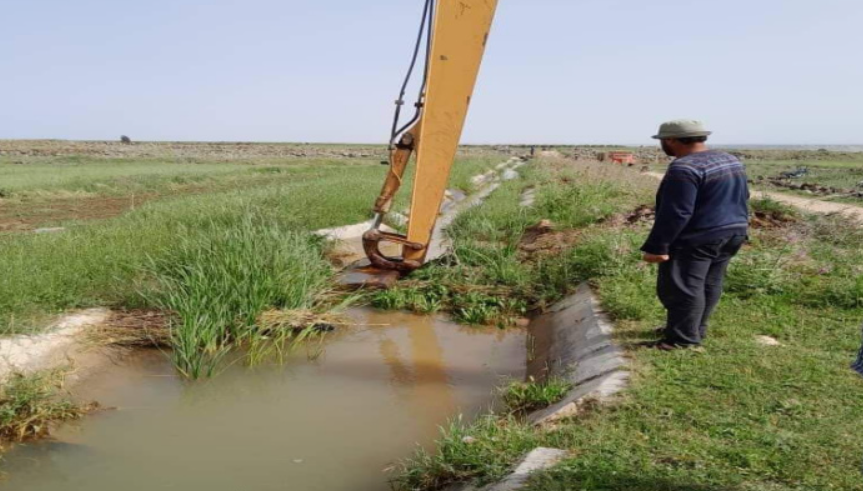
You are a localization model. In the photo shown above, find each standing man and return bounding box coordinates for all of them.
[642,120,750,350]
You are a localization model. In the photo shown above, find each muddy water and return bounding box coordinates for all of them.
[0,309,525,491]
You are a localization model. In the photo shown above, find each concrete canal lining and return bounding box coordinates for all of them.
[448,283,630,491]
[526,283,629,425]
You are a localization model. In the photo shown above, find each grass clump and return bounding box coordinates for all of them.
[501,376,571,415]
[141,218,333,378]
[392,415,542,491]
[750,197,800,220]
[0,371,90,445]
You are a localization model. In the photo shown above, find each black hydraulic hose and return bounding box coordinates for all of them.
[389,0,435,147]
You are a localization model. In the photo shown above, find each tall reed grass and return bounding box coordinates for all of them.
[141,217,333,378]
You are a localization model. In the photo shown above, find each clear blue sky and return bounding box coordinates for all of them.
[1,0,861,145]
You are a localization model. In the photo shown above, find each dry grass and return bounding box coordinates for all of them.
[86,310,171,348]
[257,309,349,332]
[0,370,94,446]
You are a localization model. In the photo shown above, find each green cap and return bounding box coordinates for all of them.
[652,119,713,140]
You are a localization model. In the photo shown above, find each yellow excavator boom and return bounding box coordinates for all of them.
[363,0,498,275]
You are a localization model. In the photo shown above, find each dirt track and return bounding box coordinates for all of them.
[646,171,863,224]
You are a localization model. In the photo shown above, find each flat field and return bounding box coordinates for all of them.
[0,140,512,376]
[640,147,863,203]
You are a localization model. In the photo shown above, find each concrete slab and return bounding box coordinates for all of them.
[34,227,66,234]
[529,371,630,424]
[483,448,568,491]
[313,220,397,241]
[502,169,520,181]
[519,187,536,208]
[443,448,568,491]
[0,309,111,382]
[526,283,628,424]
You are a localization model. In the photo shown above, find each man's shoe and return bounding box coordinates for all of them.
[640,340,703,352]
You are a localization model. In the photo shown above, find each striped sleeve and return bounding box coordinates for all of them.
[641,165,701,255]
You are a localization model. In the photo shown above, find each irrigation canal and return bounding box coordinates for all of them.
[0,308,526,491]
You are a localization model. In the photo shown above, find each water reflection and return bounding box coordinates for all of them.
[0,309,524,491]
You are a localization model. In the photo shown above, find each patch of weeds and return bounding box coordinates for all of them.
[451,292,527,327]
[565,230,639,281]
[371,284,526,327]
[371,285,449,314]
[725,241,796,298]
[453,242,529,286]
[391,414,541,491]
[500,376,571,414]
[252,166,291,174]
[0,370,91,445]
[750,197,800,221]
[534,179,625,229]
[804,212,863,247]
[596,266,658,321]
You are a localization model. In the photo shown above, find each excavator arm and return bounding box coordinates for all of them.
[363,0,499,275]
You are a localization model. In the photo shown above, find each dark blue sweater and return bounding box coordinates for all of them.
[641,150,749,255]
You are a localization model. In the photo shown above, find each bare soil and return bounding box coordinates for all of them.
[0,194,158,233]
[518,219,582,261]
[750,189,863,223]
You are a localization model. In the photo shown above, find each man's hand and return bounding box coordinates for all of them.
[643,253,670,264]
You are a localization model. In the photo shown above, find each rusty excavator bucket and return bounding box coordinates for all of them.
[340,0,498,290]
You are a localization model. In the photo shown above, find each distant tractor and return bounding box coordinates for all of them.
[599,151,636,165]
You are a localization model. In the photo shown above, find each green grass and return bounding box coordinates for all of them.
[0,158,255,197]
[500,377,572,415]
[0,370,89,444]
[393,414,543,490]
[0,151,505,377]
[373,159,653,326]
[0,150,504,200]
[392,158,863,491]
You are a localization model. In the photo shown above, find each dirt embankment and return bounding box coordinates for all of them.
[750,190,863,223]
[755,176,863,199]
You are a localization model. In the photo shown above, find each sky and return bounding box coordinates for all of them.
[1,0,862,145]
